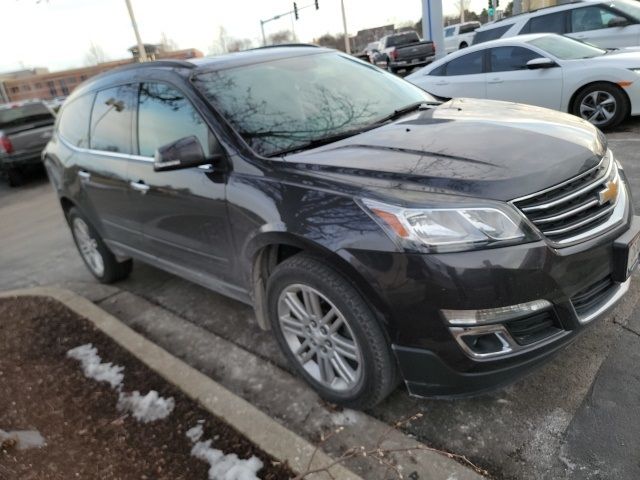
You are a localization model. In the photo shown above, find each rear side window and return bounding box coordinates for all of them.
[90,85,136,154]
[460,23,479,34]
[445,50,485,75]
[386,32,420,47]
[58,94,94,148]
[473,25,511,44]
[571,6,618,32]
[137,83,211,157]
[489,46,542,72]
[521,11,567,34]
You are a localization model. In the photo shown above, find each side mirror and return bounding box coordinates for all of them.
[608,16,630,28]
[526,57,556,69]
[154,136,217,172]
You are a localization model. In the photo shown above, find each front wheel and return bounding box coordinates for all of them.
[572,83,629,129]
[68,207,132,283]
[267,254,398,409]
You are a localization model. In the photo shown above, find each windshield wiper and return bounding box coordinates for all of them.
[370,101,437,126]
[269,126,376,157]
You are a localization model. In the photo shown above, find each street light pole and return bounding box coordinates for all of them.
[340,0,350,54]
[260,20,267,46]
[124,0,148,62]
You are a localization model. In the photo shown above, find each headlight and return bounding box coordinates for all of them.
[361,198,537,253]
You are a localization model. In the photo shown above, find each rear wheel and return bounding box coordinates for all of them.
[267,254,398,409]
[572,83,629,129]
[68,207,132,283]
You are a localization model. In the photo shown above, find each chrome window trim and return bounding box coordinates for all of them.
[59,134,153,163]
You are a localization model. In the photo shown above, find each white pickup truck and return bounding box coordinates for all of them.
[443,21,481,54]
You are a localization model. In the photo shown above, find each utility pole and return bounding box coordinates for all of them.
[124,0,148,62]
[341,0,350,54]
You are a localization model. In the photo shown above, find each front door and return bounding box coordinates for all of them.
[486,46,563,110]
[568,5,640,48]
[126,82,235,284]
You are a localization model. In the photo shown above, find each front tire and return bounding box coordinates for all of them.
[68,207,132,283]
[459,42,468,49]
[267,254,398,409]
[572,82,629,129]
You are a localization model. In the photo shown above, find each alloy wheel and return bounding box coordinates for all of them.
[579,91,617,126]
[277,284,362,391]
[73,217,105,277]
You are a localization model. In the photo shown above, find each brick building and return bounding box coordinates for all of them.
[0,48,203,104]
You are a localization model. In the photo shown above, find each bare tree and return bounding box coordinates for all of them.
[456,0,471,22]
[84,42,108,66]
[159,32,179,53]
[268,30,294,45]
[226,38,253,52]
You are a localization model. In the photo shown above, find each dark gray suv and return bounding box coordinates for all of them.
[44,46,639,409]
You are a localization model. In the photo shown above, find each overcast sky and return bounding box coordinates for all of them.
[1,0,485,73]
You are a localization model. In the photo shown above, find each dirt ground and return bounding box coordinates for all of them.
[0,296,294,480]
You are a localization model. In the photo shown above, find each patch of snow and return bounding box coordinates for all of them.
[187,425,263,480]
[67,344,124,389]
[0,429,46,450]
[330,409,360,426]
[117,390,175,423]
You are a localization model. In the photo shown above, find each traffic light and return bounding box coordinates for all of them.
[488,0,493,9]
[294,2,299,20]
[496,0,500,6]
[315,0,319,9]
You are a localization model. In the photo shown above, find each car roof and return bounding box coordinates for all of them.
[475,0,605,31]
[67,45,330,101]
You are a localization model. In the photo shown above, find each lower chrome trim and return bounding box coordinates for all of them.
[575,276,631,325]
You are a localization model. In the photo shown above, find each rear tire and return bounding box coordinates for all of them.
[459,42,468,49]
[571,82,629,129]
[68,207,132,283]
[7,168,24,187]
[267,253,399,409]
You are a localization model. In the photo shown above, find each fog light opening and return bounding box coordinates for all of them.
[461,332,510,355]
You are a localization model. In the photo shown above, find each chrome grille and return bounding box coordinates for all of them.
[512,152,620,244]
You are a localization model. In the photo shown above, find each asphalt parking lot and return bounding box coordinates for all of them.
[1,116,639,480]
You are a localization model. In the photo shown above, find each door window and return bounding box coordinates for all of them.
[445,27,455,37]
[445,50,485,75]
[489,46,542,72]
[58,93,95,147]
[571,6,618,32]
[90,85,136,154]
[137,83,211,158]
[522,11,568,34]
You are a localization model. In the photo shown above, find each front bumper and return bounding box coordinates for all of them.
[344,207,637,397]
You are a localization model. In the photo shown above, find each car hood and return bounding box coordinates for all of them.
[283,98,607,203]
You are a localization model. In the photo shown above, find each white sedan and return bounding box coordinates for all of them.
[406,33,640,128]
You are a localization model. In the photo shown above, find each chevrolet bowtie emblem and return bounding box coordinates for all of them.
[598,179,619,205]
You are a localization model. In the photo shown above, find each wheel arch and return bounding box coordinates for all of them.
[249,233,392,337]
[568,81,631,117]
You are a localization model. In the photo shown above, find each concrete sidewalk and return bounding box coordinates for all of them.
[0,286,485,480]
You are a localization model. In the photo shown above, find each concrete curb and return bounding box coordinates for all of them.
[0,286,361,480]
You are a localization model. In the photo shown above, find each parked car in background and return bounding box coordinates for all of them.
[407,33,640,128]
[375,31,435,73]
[360,41,382,63]
[45,47,638,409]
[474,0,640,48]
[444,21,481,53]
[0,100,56,186]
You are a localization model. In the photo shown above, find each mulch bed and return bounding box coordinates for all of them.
[0,296,295,480]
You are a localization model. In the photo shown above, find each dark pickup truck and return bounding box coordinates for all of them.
[375,31,435,73]
[0,101,56,186]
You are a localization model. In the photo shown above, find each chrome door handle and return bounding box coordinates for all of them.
[78,170,91,181]
[130,181,150,194]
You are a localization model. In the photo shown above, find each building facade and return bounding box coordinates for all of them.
[0,48,203,104]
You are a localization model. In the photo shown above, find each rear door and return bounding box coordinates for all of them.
[486,46,563,110]
[127,81,235,283]
[568,4,640,48]
[74,84,139,246]
[428,49,487,99]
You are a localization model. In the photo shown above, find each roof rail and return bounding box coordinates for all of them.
[107,59,196,73]
[250,43,319,50]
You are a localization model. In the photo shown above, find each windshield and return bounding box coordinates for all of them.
[527,35,606,59]
[0,103,54,129]
[612,0,640,19]
[193,52,435,156]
